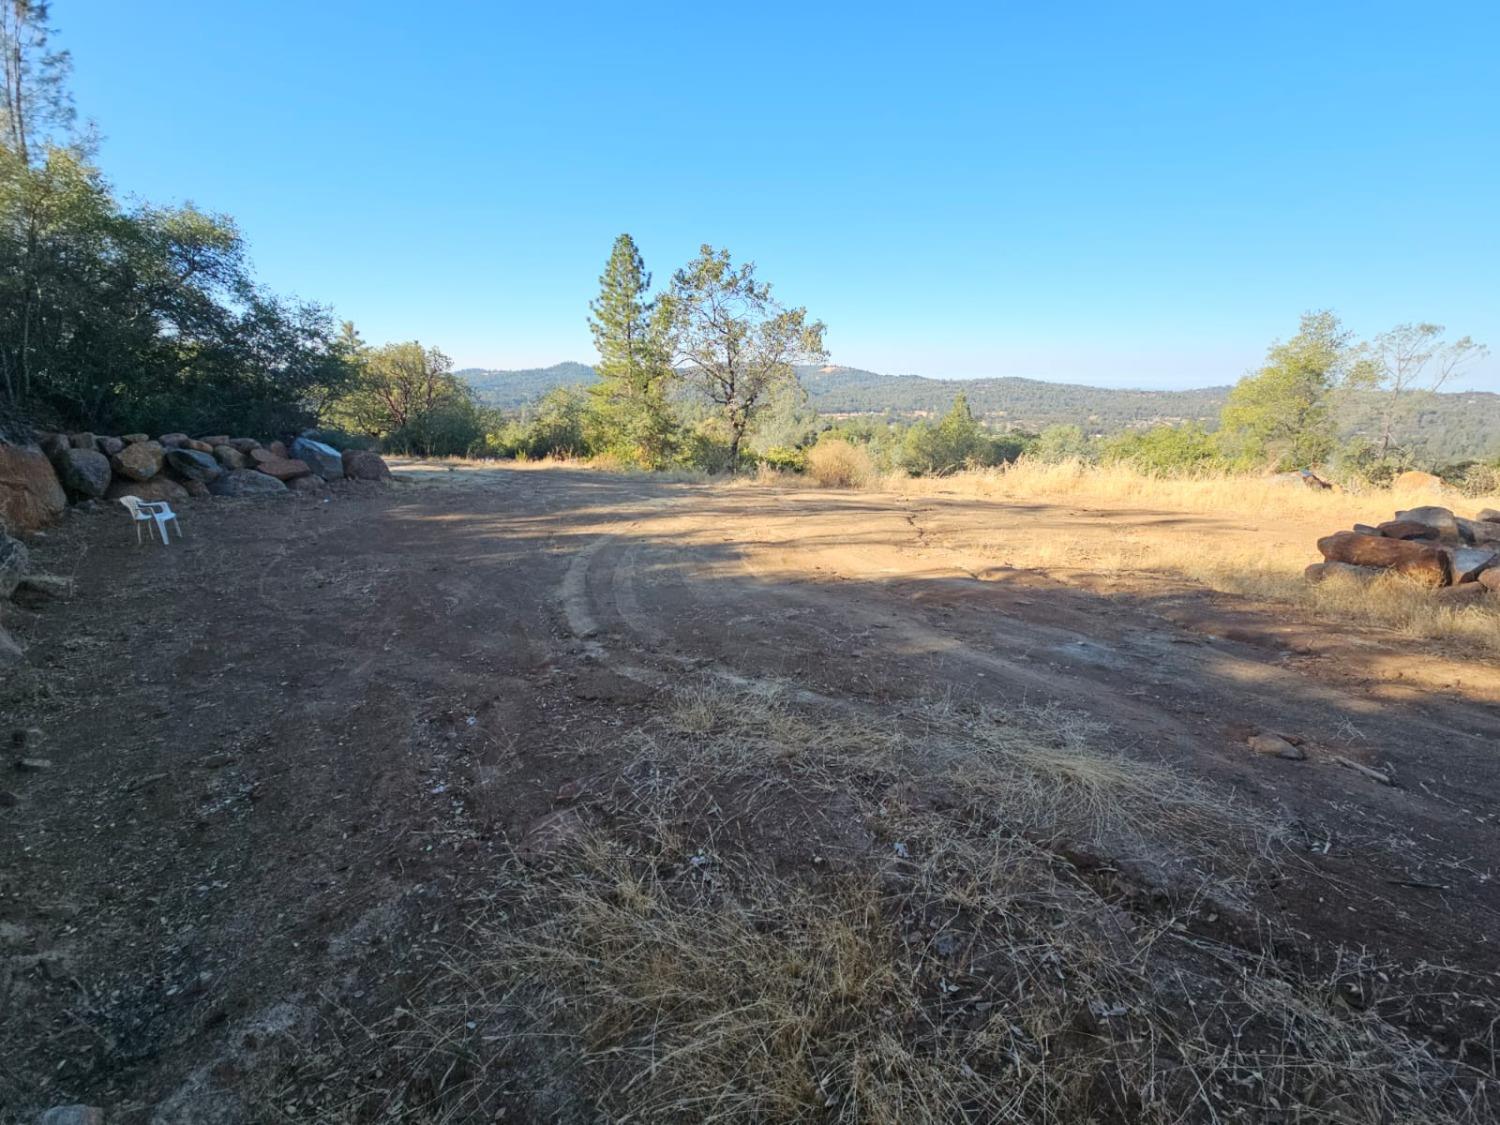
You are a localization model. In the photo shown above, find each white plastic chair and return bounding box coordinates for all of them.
[118,495,182,544]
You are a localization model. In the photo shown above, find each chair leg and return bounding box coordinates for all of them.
[136,521,142,545]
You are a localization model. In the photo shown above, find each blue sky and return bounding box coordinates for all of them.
[59,1,1500,389]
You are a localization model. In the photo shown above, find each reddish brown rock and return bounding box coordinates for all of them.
[213,445,247,470]
[1479,569,1500,592]
[185,439,214,454]
[341,448,391,481]
[197,434,230,448]
[1316,531,1451,587]
[105,476,189,503]
[269,440,288,458]
[0,442,66,532]
[248,447,275,465]
[111,440,164,481]
[1377,520,1438,540]
[255,456,311,481]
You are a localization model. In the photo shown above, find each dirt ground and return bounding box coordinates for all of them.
[3,462,1498,1122]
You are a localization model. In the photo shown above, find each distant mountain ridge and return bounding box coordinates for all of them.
[457,362,1500,462]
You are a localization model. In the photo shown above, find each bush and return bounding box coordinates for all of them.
[1102,423,1220,475]
[805,437,875,488]
[758,446,807,474]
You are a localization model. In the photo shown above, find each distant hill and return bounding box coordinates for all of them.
[456,362,598,408]
[458,362,1500,463]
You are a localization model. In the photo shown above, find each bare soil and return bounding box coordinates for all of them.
[3,463,1498,1122]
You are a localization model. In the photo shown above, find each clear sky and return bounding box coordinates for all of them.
[57,1,1500,389]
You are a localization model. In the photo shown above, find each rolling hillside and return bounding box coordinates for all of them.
[458,362,1500,462]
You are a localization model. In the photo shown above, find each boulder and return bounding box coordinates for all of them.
[121,433,150,444]
[287,473,328,495]
[1393,506,1461,545]
[269,439,288,458]
[1304,560,1383,584]
[255,456,311,481]
[37,432,70,458]
[1316,531,1451,587]
[1393,469,1445,493]
[1351,523,1380,536]
[110,440,164,482]
[94,435,124,456]
[1449,546,1499,584]
[341,448,391,481]
[163,447,222,483]
[1480,569,1500,593]
[1456,517,1500,547]
[68,431,97,450]
[0,442,66,532]
[0,531,29,598]
[1479,509,1500,524]
[158,432,190,448]
[1434,584,1490,607]
[228,437,261,454]
[1376,519,1437,540]
[209,469,289,497]
[212,444,247,470]
[185,438,214,454]
[290,436,343,479]
[181,479,211,498]
[197,434,230,448]
[106,476,188,503]
[248,447,275,465]
[52,448,113,499]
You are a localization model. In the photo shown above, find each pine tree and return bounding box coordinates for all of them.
[587,234,675,467]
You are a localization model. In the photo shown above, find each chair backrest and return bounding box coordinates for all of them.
[118,495,146,518]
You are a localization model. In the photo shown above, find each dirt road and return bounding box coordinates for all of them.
[3,464,1497,1120]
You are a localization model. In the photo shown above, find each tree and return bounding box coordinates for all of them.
[331,341,483,454]
[1,0,73,165]
[1361,323,1487,458]
[668,245,826,468]
[1217,311,1352,469]
[587,234,675,467]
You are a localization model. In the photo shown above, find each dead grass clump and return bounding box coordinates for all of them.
[255,682,1497,1123]
[806,438,877,488]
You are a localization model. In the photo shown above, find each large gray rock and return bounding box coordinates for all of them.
[52,447,113,499]
[1456,516,1500,546]
[1394,506,1460,545]
[1449,546,1500,584]
[163,447,222,483]
[68,432,97,450]
[290,437,342,479]
[111,440,164,482]
[0,531,29,598]
[209,469,289,497]
[37,432,70,458]
[341,448,390,481]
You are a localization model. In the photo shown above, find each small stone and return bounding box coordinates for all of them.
[1247,733,1304,760]
[37,1104,106,1125]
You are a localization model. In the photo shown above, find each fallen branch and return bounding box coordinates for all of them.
[1333,755,1394,787]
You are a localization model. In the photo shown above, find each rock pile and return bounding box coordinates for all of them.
[1306,505,1500,596]
[0,430,391,530]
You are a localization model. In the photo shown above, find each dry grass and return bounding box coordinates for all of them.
[884,457,1500,523]
[273,683,1496,1124]
[806,438,878,488]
